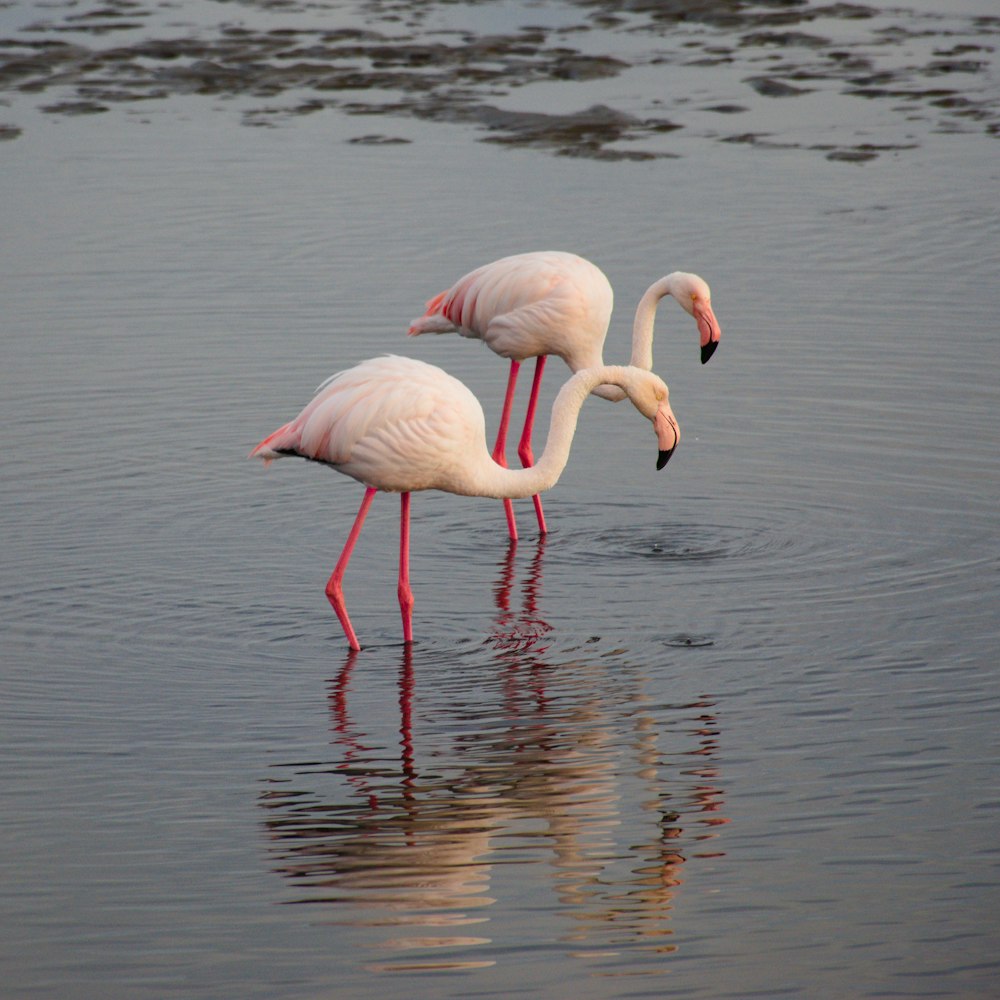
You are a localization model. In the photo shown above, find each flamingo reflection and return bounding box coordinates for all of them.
[259,552,728,974]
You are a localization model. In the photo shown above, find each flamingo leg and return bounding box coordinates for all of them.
[492,360,521,543]
[517,356,548,535]
[325,486,377,651]
[398,492,414,644]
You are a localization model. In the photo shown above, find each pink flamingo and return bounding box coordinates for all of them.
[250,355,680,651]
[408,250,721,540]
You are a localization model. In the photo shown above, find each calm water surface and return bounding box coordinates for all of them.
[2,1,999,997]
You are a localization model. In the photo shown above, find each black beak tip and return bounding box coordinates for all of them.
[657,448,674,471]
[701,340,719,365]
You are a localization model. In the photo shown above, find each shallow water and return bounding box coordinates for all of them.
[2,1,999,997]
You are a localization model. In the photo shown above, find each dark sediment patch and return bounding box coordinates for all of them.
[745,76,814,98]
[475,104,682,159]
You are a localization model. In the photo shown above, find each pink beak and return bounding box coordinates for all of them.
[654,402,680,470]
[694,300,721,364]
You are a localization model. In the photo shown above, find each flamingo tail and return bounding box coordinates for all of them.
[407,290,456,336]
[249,422,297,466]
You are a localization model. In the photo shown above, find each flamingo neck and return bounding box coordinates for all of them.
[629,275,676,371]
[477,366,632,499]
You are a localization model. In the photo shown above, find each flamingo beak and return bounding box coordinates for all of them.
[654,403,680,470]
[694,300,721,364]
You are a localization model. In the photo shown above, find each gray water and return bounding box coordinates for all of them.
[2,1,999,997]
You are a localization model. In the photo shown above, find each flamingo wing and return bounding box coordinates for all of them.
[251,356,488,494]
[408,251,613,366]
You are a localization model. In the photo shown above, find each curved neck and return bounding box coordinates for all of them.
[629,276,675,371]
[478,366,633,499]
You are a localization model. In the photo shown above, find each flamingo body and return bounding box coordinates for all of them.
[409,251,614,374]
[251,355,679,650]
[253,356,491,496]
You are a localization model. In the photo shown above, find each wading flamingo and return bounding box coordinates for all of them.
[250,355,680,651]
[408,250,721,540]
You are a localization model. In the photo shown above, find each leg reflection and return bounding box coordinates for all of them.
[487,536,552,654]
[398,644,415,801]
[327,648,379,811]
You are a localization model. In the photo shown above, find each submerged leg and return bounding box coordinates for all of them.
[398,492,414,644]
[325,486,377,651]
[492,360,521,543]
[517,356,548,536]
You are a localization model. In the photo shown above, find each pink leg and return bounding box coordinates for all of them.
[398,492,414,644]
[517,356,548,535]
[325,486,376,651]
[492,360,521,543]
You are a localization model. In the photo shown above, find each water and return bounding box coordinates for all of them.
[2,1,999,997]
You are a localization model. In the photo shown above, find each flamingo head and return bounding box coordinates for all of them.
[667,272,721,364]
[623,369,680,469]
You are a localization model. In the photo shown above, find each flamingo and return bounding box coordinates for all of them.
[408,250,721,540]
[250,354,680,651]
